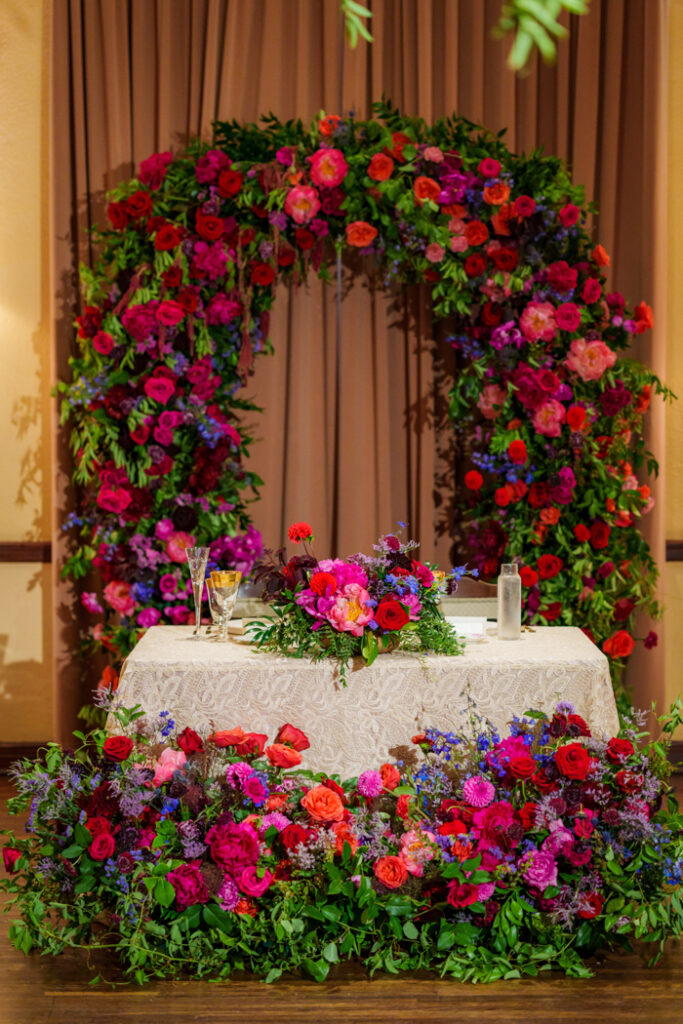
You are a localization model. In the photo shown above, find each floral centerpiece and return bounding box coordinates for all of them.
[248,524,464,675]
[2,693,682,984]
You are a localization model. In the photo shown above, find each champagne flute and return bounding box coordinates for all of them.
[209,570,242,641]
[186,547,210,639]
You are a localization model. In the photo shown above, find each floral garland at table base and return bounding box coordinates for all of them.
[2,697,682,985]
[59,99,668,688]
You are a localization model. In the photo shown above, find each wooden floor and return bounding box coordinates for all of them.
[2,777,683,1024]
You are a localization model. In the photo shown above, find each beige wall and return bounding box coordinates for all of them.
[0,0,53,742]
[664,0,683,731]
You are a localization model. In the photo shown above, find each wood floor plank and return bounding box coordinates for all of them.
[2,778,682,1024]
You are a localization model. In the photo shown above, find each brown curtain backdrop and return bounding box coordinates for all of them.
[50,0,668,738]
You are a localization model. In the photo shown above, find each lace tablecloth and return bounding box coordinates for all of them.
[115,625,618,777]
[116,622,618,774]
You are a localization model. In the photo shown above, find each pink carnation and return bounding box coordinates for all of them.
[477,383,507,420]
[520,301,557,342]
[532,398,566,437]
[284,185,321,224]
[309,148,348,188]
[462,776,495,808]
[239,864,273,897]
[565,338,617,382]
[423,146,444,163]
[139,150,172,189]
[204,294,242,325]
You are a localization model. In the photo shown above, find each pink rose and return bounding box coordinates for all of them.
[155,300,185,326]
[309,148,348,188]
[565,338,617,382]
[425,242,445,263]
[532,399,566,437]
[103,580,135,617]
[144,374,176,404]
[96,486,132,515]
[137,607,161,628]
[152,747,187,786]
[93,331,114,355]
[165,531,196,563]
[450,235,468,253]
[520,301,557,342]
[139,150,172,189]
[284,185,321,224]
[239,864,273,897]
[477,383,507,420]
[423,146,444,163]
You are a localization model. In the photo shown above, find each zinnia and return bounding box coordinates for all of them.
[462,776,495,808]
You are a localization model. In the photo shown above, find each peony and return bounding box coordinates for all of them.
[565,338,616,381]
[520,301,557,342]
[477,383,507,420]
[326,584,374,636]
[462,776,495,808]
[103,580,136,617]
[166,863,209,910]
[165,531,196,562]
[400,829,437,876]
[532,399,566,437]
[309,147,348,187]
[152,747,187,786]
[520,849,557,890]
[284,185,320,224]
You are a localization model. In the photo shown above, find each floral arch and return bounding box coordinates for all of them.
[60,100,665,690]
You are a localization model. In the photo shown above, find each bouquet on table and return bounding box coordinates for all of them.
[248,523,466,675]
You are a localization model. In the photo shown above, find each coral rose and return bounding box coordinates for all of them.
[309,147,348,188]
[265,743,302,769]
[373,856,408,889]
[368,153,394,181]
[212,727,245,747]
[414,176,441,204]
[379,763,401,790]
[345,221,378,247]
[301,784,345,823]
[332,821,359,856]
[602,630,635,659]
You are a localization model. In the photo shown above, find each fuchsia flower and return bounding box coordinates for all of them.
[462,776,495,808]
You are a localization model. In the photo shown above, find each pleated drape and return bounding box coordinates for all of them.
[51,0,668,736]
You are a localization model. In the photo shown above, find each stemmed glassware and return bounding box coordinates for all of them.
[208,570,242,641]
[185,547,210,640]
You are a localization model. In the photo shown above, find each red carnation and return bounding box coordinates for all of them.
[508,440,527,464]
[566,406,586,432]
[309,571,336,596]
[465,470,483,491]
[464,253,487,278]
[375,599,409,631]
[495,486,512,507]
[288,522,313,544]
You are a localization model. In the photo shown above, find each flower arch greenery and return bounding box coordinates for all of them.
[59,99,667,693]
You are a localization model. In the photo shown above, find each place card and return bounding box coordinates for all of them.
[445,616,488,639]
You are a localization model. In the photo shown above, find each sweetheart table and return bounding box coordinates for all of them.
[113,624,619,777]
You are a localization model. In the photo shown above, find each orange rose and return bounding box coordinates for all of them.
[345,221,378,247]
[414,176,441,205]
[318,114,341,137]
[266,793,288,812]
[464,220,489,246]
[373,855,408,889]
[300,784,345,823]
[483,182,511,205]
[265,743,302,769]
[379,763,401,790]
[212,727,246,748]
[491,202,515,235]
[390,131,411,162]
[603,630,635,659]
[539,507,561,526]
[592,244,610,267]
[368,153,394,181]
[332,821,359,856]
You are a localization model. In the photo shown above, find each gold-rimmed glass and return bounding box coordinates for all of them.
[209,570,242,641]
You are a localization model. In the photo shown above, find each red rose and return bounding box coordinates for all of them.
[568,714,591,737]
[2,847,21,873]
[508,440,527,464]
[590,520,611,550]
[102,736,134,762]
[514,195,536,217]
[615,769,643,793]
[218,169,243,198]
[278,245,296,267]
[294,227,315,250]
[509,755,537,779]
[518,802,539,830]
[288,522,313,543]
[532,770,558,794]
[539,602,562,622]
[156,299,185,325]
[89,833,116,861]
[574,524,590,542]
[566,406,587,432]
[602,630,634,659]
[379,763,401,790]
[546,260,578,293]
[390,131,411,161]
[537,554,563,580]
[375,599,409,631]
[464,220,489,246]
[465,470,483,491]
[481,301,502,326]
[161,265,182,288]
[107,201,128,230]
[613,598,635,622]
[554,742,590,780]
[154,224,182,250]
[582,278,602,304]
[447,881,479,908]
[265,743,303,768]
[578,893,604,919]
[528,482,548,508]
[321,777,347,801]
[559,204,581,227]
[196,212,223,241]
[519,566,538,587]
[280,823,315,851]
[234,732,268,757]
[373,856,408,889]
[490,247,518,271]
[368,153,394,181]
[606,737,635,764]
[276,724,310,751]
[125,189,153,219]
[85,816,111,838]
[176,727,204,755]
[464,253,487,278]
[239,227,256,246]
[251,263,275,287]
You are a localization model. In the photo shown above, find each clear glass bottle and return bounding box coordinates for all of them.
[497,563,521,640]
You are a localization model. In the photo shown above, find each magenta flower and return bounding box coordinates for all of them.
[358,770,383,798]
[519,849,558,891]
[462,776,495,808]
[81,592,104,614]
